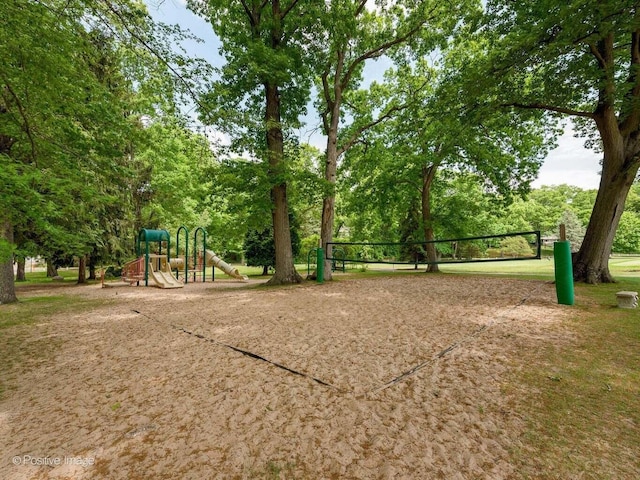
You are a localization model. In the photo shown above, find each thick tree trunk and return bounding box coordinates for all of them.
[573,153,638,283]
[0,218,18,303]
[88,252,97,280]
[421,165,439,273]
[15,256,26,282]
[571,31,640,282]
[573,104,640,283]
[268,183,301,285]
[46,259,58,277]
[77,255,86,284]
[264,82,302,286]
[320,126,340,281]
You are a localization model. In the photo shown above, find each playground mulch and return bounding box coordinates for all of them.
[0,275,573,479]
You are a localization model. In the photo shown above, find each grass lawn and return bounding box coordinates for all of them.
[14,269,85,284]
[22,255,638,283]
[510,278,640,479]
[348,255,640,281]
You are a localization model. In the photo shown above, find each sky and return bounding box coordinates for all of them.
[533,129,601,190]
[145,0,603,191]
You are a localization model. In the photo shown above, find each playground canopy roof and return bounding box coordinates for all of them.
[138,229,170,243]
[137,229,171,257]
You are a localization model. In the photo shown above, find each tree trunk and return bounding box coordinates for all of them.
[262,265,269,276]
[264,82,301,286]
[320,126,340,281]
[46,258,58,277]
[15,256,26,282]
[319,46,349,283]
[421,164,439,273]
[0,218,18,304]
[573,154,638,283]
[268,184,301,285]
[573,108,640,284]
[88,251,97,280]
[0,126,18,302]
[77,255,86,284]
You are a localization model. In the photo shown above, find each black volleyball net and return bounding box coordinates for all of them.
[326,231,541,267]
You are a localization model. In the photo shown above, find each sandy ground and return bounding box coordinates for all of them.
[0,274,573,479]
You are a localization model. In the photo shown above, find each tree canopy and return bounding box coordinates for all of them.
[188,0,327,285]
[471,0,640,282]
[0,0,208,302]
[2,0,639,303]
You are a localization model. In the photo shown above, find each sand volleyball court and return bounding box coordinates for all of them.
[1,274,571,479]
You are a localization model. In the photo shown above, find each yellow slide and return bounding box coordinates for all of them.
[204,250,249,281]
[149,260,184,289]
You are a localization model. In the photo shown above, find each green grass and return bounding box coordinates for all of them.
[1,295,72,329]
[18,256,638,284]
[337,256,640,281]
[509,278,640,479]
[14,269,84,284]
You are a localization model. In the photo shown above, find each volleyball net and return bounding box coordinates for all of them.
[326,230,541,267]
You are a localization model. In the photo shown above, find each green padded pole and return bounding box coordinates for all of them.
[554,240,574,306]
[316,247,324,284]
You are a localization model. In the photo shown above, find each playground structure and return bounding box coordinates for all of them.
[168,249,248,283]
[122,227,248,288]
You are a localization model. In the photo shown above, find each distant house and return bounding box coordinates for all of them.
[541,236,558,247]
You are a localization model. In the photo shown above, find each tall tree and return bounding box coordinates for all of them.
[136,120,216,230]
[316,0,479,279]
[0,0,187,300]
[478,0,640,283]
[189,0,324,285]
[0,0,112,301]
[342,61,549,271]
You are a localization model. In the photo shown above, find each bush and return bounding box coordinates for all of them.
[299,234,320,262]
[499,236,533,257]
[458,242,484,259]
[105,266,123,278]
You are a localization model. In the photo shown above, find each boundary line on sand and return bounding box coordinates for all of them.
[132,309,343,392]
[132,279,554,397]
